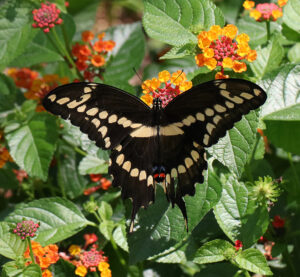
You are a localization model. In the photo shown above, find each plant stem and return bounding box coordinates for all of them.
[74,146,87,157]
[92,211,102,223]
[61,25,85,81]
[266,21,271,41]
[27,238,36,264]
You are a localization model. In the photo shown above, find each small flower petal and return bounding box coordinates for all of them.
[232,61,247,73]
[75,266,87,277]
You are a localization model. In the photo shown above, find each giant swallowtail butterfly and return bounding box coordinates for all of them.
[43,79,266,232]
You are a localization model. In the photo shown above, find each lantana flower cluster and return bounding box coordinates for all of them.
[13,220,39,240]
[32,2,63,33]
[59,233,111,277]
[72,31,116,81]
[24,241,59,277]
[84,174,112,195]
[195,24,257,79]
[243,0,288,21]
[7,68,69,112]
[235,240,243,251]
[141,70,192,108]
[0,146,13,168]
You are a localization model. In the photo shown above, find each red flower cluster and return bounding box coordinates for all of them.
[72,31,116,81]
[234,240,243,251]
[272,215,285,229]
[84,174,112,195]
[6,68,38,89]
[13,220,39,240]
[13,169,28,183]
[32,2,63,33]
[243,1,288,21]
[60,234,110,277]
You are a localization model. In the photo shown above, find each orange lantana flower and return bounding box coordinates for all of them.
[75,265,88,277]
[195,24,255,78]
[24,241,59,276]
[72,30,116,82]
[141,70,192,107]
[91,55,106,67]
[82,30,94,42]
[243,0,255,10]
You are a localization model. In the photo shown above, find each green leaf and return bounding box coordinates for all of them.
[160,44,196,60]
[260,64,300,117]
[260,64,300,154]
[5,197,90,245]
[0,1,38,69]
[52,259,76,277]
[9,30,62,67]
[250,36,284,79]
[57,142,87,199]
[99,220,114,240]
[72,1,99,40]
[98,201,113,221]
[78,155,108,175]
[0,74,17,113]
[214,175,248,243]
[0,168,18,189]
[2,262,42,277]
[236,16,267,47]
[209,111,259,178]
[0,222,27,260]
[283,0,300,33]
[217,0,242,24]
[214,175,269,247]
[61,120,99,155]
[283,163,300,204]
[113,224,129,252]
[263,104,300,155]
[128,162,222,264]
[143,0,224,46]
[235,249,273,275]
[193,239,235,264]
[5,113,58,181]
[103,22,145,83]
[288,43,300,63]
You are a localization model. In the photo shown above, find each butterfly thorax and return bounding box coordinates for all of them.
[153,97,162,111]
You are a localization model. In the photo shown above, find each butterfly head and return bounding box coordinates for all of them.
[153,97,162,111]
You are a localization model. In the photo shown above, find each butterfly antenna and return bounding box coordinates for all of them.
[132,67,143,82]
[172,69,185,84]
[132,67,153,93]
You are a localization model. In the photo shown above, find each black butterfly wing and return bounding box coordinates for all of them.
[160,79,267,222]
[43,82,151,150]
[43,82,157,229]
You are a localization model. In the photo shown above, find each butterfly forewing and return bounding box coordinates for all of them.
[43,79,267,232]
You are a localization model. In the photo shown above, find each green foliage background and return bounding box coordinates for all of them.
[0,0,300,276]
